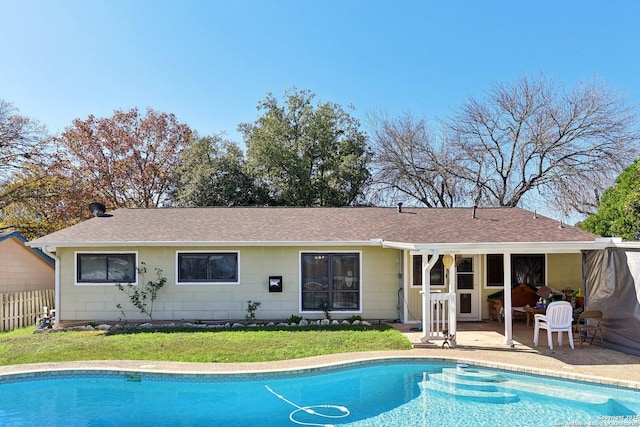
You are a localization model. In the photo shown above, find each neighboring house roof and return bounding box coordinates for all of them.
[26,207,601,252]
[0,231,55,265]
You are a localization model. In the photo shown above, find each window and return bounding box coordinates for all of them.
[301,253,360,311]
[177,252,239,284]
[76,253,136,284]
[456,256,474,290]
[486,254,504,287]
[512,254,545,286]
[411,255,444,287]
[485,254,546,287]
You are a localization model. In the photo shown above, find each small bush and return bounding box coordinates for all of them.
[346,315,362,324]
[287,314,303,324]
[246,300,262,320]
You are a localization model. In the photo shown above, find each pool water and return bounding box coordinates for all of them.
[1,360,639,426]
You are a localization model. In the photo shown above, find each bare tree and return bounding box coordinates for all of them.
[369,75,640,216]
[445,74,639,214]
[368,112,470,207]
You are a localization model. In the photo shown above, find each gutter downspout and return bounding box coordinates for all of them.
[42,245,60,328]
[420,249,440,343]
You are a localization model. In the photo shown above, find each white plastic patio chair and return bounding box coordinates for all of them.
[533,301,574,350]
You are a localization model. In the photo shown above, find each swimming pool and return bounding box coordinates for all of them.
[1,359,639,426]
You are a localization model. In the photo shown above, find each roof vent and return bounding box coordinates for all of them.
[89,202,106,217]
[397,202,403,213]
[472,205,477,219]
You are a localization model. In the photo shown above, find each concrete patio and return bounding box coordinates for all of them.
[392,319,640,388]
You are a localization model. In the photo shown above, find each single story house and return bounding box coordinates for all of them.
[0,231,54,293]
[26,206,625,344]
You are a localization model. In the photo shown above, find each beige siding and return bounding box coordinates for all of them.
[405,286,423,323]
[0,238,54,293]
[57,245,403,322]
[547,253,583,291]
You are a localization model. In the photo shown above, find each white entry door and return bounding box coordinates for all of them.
[456,255,481,321]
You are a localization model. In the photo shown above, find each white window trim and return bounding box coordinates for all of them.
[175,250,241,285]
[74,251,139,286]
[298,250,363,314]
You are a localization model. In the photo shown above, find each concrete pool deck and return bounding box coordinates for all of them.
[1,321,639,389]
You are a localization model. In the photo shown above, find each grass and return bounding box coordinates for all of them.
[0,324,412,365]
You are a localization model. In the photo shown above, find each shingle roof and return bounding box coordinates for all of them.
[29,206,597,246]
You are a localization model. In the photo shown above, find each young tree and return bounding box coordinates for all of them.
[239,88,371,206]
[169,135,270,206]
[56,107,193,209]
[579,159,640,239]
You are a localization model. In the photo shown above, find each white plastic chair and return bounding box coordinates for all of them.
[533,301,574,350]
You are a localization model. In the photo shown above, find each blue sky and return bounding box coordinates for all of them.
[2,0,639,144]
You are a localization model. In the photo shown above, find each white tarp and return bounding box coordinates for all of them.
[583,248,640,356]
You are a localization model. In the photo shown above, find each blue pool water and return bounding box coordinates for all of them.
[1,359,639,426]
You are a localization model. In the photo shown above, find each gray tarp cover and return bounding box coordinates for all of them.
[583,248,640,356]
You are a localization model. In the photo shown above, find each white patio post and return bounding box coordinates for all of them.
[420,249,439,343]
[503,251,513,346]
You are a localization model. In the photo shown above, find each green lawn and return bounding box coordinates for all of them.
[0,324,412,365]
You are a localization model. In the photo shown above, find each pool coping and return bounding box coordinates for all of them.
[2,352,640,391]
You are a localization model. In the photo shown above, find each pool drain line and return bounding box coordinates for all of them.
[264,385,350,427]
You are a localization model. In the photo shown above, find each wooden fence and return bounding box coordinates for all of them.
[0,289,55,332]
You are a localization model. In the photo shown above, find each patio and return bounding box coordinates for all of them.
[393,319,640,388]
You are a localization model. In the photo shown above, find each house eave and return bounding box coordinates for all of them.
[381,240,621,254]
[26,240,383,250]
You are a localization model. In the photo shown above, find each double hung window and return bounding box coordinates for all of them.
[301,253,360,311]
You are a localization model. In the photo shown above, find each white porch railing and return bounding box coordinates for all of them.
[426,292,457,340]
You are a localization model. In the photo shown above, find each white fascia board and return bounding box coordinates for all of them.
[25,240,381,249]
[382,240,616,254]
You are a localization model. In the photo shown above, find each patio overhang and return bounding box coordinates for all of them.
[381,238,624,254]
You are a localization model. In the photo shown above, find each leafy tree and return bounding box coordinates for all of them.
[370,74,639,216]
[0,165,90,239]
[239,88,371,206]
[0,100,52,222]
[580,159,640,239]
[169,135,270,206]
[56,107,193,209]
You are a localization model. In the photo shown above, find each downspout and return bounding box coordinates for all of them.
[420,249,439,343]
[42,245,60,328]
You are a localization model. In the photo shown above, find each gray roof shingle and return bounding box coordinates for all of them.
[29,206,597,246]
